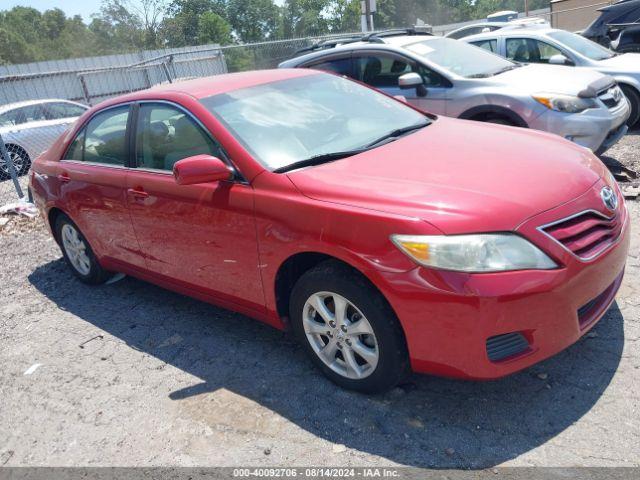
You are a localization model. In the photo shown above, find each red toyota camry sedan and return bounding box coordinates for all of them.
[30,69,629,393]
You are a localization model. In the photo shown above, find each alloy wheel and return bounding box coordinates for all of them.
[61,224,91,276]
[302,291,379,379]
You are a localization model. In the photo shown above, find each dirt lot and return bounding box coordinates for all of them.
[1,131,639,469]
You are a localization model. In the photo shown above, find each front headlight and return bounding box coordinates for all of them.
[533,93,597,113]
[391,233,557,273]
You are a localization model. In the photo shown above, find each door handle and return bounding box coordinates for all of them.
[127,188,149,199]
[57,173,70,183]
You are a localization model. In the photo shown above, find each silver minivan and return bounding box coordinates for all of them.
[280,30,630,154]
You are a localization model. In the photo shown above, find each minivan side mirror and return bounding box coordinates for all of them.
[398,72,428,97]
[548,54,574,66]
[173,155,233,186]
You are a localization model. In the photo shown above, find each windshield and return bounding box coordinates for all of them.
[547,30,614,60]
[405,37,516,78]
[201,74,428,171]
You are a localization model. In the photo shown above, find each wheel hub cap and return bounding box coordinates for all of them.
[61,224,91,276]
[302,291,379,380]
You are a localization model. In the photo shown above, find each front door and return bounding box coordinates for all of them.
[352,52,450,115]
[125,101,264,310]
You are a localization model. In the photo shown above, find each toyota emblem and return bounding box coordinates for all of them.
[601,186,618,211]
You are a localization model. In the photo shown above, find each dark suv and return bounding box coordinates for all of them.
[583,0,640,53]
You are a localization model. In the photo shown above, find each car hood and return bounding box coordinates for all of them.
[286,117,606,234]
[489,64,614,96]
[597,53,640,74]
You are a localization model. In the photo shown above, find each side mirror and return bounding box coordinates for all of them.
[398,72,427,97]
[173,155,233,186]
[548,54,574,66]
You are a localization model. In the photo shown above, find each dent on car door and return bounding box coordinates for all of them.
[352,53,450,115]
[58,104,146,269]
[125,102,264,311]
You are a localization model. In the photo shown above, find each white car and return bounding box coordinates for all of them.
[463,26,640,126]
[0,99,87,180]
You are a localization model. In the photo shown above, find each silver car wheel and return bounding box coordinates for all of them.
[61,224,91,276]
[302,291,379,380]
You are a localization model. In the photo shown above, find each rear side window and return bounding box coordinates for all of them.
[135,103,222,171]
[19,105,47,123]
[471,39,498,53]
[46,102,87,120]
[63,105,129,165]
[0,105,47,126]
[308,57,353,77]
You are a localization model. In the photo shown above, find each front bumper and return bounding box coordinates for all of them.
[528,98,630,153]
[378,180,630,380]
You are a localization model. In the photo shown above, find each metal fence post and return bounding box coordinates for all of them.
[0,133,25,199]
[162,61,173,83]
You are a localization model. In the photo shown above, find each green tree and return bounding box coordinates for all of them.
[197,11,233,44]
[162,0,227,46]
[227,0,280,43]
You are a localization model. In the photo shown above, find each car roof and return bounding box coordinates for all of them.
[0,98,85,115]
[279,33,443,68]
[446,21,507,34]
[464,25,559,41]
[148,68,319,99]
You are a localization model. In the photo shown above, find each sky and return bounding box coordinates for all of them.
[3,0,287,21]
[4,0,105,20]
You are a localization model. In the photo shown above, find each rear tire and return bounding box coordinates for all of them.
[289,260,409,393]
[54,214,111,285]
[621,85,640,127]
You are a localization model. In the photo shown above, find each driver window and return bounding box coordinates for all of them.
[506,38,563,64]
[136,103,222,171]
[354,55,412,87]
[354,54,447,88]
[534,40,563,63]
[506,38,533,62]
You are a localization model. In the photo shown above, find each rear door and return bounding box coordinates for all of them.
[59,103,146,268]
[125,101,264,310]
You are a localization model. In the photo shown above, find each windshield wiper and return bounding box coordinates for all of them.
[492,64,523,76]
[273,119,430,174]
[272,149,366,173]
[364,119,430,149]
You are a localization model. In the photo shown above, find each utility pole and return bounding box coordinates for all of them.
[361,0,375,32]
[364,0,372,31]
[525,0,529,17]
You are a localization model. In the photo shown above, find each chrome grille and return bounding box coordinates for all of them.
[540,210,623,260]
[598,85,623,109]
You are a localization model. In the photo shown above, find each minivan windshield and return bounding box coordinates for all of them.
[201,74,429,171]
[547,30,615,61]
[405,37,517,78]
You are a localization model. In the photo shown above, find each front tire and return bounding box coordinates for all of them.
[289,261,409,393]
[55,214,111,285]
[621,85,640,127]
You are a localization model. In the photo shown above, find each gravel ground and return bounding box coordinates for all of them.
[0,130,639,469]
